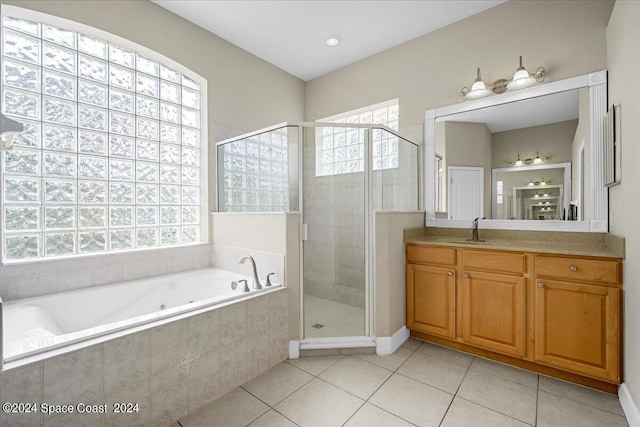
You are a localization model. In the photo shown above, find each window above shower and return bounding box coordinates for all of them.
[316,99,399,176]
[0,8,208,262]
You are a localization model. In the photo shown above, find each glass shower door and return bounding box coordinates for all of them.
[302,125,367,338]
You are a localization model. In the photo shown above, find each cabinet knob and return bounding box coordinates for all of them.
[570,265,578,272]
[538,283,544,288]
[464,273,470,279]
[448,271,454,276]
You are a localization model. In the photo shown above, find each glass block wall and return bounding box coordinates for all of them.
[1,15,203,261]
[217,126,297,212]
[316,102,399,176]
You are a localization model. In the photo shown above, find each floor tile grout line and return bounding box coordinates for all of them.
[451,355,539,426]
[535,375,540,426]
[270,406,302,427]
[242,405,271,427]
[240,366,315,408]
[364,400,421,427]
[437,355,475,426]
[340,399,368,426]
[454,395,537,427]
[537,388,629,420]
[536,383,626,417]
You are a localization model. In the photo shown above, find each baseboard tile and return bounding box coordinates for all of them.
[620,383,640,427]
[376,325,410,355]
[289,340,300,359]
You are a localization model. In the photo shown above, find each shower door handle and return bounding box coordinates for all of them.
[302,224,308,241]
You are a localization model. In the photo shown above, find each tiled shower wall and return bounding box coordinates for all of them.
[0,287,288,427]
[0,244,213,301]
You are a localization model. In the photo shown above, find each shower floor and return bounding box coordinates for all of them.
[304,295,365,338]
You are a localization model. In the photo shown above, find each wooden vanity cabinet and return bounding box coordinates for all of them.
[461,270,526,357]
[406,244,623,387]
[406,247,456,339]
[534,255,622,383]
[461,250,527,357]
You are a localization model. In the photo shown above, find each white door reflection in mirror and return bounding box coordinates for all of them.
[449,166,483,220]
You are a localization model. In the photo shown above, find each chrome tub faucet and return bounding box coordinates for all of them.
[239,256,262,289]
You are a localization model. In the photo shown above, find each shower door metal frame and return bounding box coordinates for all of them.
[297,121,388,344]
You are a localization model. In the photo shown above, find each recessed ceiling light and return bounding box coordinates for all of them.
[326,36,341,46]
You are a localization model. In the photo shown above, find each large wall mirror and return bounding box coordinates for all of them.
[425,71,608,232]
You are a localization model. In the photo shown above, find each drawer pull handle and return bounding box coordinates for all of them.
[538,283,544,288]
[448,271,454,276]
[464,273,470,279]
[570,265,578,272]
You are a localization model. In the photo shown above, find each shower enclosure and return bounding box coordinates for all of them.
[217,122,419,344]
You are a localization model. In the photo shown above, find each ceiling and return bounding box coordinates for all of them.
[436,89,580,133]
[152,0,506,81]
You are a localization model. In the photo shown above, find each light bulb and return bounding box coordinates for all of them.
[465,68,491,99]
[507,56,536,90]
[515,153,523,167]
[534,151,543,164]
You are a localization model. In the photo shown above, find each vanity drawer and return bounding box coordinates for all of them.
[463,250,525,274]
[535,255,621,284]
[407,245,456,266]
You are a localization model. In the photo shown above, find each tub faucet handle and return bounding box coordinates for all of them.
[266,272,275,286]
[238,279,250,293]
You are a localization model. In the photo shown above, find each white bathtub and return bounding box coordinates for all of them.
[2,267,280,362]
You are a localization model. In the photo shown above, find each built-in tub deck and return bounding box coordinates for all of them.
[2,267,281,363]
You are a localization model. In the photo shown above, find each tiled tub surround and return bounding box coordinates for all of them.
[4,267,279,361]
[0,287,289,427]
[0,244,213,301]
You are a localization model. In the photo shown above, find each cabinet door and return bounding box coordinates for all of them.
[535,279,620,382]
[406,264,456,338]
[462,271,526,357]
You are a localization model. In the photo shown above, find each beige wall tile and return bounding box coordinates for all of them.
[43,346,103,410]
[0,363,43,427]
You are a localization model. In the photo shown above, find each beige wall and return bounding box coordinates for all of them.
[374,211,425,337]
[607,0,640,410]
[304,1,612,128]
[491,120,577,168]
[444,122,492,218]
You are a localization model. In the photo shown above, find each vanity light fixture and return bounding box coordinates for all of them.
[460,56,545,100]
[515,153,524,167]
[534,151,543,164]
[461,68,492,100]
[326,36,341,46]
[507,56,544,90]
[0,113,24,150]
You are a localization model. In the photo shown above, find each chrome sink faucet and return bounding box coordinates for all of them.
[239,256,262,289]
[468,217,485,242]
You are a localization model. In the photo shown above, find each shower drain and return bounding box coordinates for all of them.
[311,323,324,329]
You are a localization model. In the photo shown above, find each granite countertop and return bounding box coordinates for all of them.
[405,229,625,259]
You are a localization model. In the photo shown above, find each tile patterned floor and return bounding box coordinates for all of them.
[179,338,629,427]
